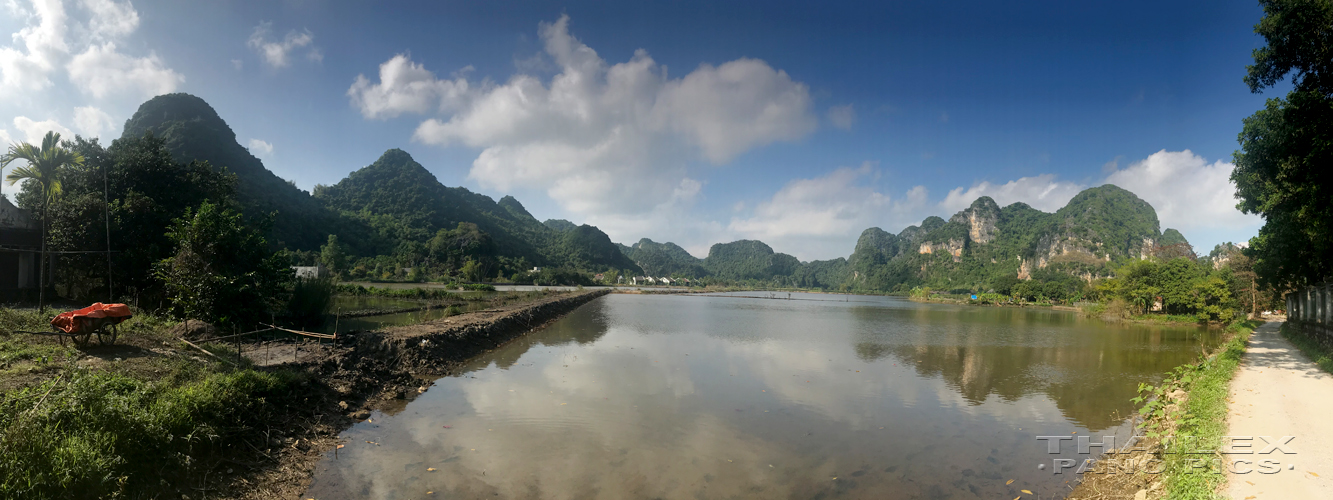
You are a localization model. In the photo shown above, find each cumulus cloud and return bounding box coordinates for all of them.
[827,104,855,130]
[82,0,138,40]
[940,173,1084,213]
[1102,150,1262,241]
[247,138,273,156]
[13,116,73,143]
[730,163,888,239]
[247,21,318,69]
[67,42,181,98]
[72,105,112,137]
[347,54,471,119]
[353,14,816,222]
[728,163,933,260]
[0,0,69,90]
[0,0,181,99]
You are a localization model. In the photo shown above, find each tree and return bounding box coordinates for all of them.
[2,131,85,309]
[1232,0,1333,290]
[154,201,292,327]
[320,234,347,275]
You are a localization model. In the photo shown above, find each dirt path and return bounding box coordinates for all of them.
[1226,320,1333,499]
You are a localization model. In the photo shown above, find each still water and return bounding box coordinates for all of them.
[305,292,1219,500]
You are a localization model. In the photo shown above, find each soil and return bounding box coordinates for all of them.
[1225,319,1333,499]
[211,289,612,499]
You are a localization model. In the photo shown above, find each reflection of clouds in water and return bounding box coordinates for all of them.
[306,294,1181,500]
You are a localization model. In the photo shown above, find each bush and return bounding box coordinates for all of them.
[287,277,336,328]
[0,367,305,498]
[154,202,292,328]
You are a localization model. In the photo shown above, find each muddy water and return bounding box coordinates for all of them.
[304,293,1220,500]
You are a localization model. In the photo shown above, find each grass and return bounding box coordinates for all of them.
[1129,313,1208,325]
[1279,321,1333,375]
[0,305,311,499]
[0,366,307,498]
[1153,319,1260,499]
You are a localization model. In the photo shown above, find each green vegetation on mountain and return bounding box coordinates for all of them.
[1159,228,1189,247]
[543,219,577,232]
[701,240,800,281]
[313,148,640,281]
[121,93,364,251]
[625,239,708,278]
[552,224,642,274]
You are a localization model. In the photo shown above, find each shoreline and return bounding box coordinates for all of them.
[220,289,612,499]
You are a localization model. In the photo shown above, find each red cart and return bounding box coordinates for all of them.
[48,303,133,346]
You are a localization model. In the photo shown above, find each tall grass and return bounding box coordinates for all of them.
[0,366,306,498]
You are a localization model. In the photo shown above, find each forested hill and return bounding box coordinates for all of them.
[620,185,1193,293]
[313,148,641,275]
[118,93,639,279]
[121,93,358,251]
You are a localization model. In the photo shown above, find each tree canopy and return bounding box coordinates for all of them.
[1233,0,1333,290]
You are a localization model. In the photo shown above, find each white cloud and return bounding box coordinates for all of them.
[231,58,242,70]
[827,104,855,130]
[0,128,12,146]
[1102,149,1262,243]
[81,0,138,40]
[13,116,73,143]
[0,0,69,91]
[0,0,182,99]
[347,54,471,119]
[730,163,888,239]
[940,173,1084,213]
[67,42,182,98]
[72,105,113,137]
[372,14,814,221]
[247,21,318,69]
[727,164,933,260]
[248,138,273,155]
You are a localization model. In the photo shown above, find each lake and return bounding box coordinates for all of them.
[304,292,1219,499]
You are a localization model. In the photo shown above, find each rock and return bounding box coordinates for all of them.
[350,409,371,420]
[1133,489,1147,500]
[338,400,349,410]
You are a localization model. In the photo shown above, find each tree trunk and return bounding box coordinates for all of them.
[38,188,46,311]
[1252,277,1257,315]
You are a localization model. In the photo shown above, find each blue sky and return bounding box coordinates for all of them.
[1,0,1271,259]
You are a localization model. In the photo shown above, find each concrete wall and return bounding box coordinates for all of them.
[1289,283,1333,338]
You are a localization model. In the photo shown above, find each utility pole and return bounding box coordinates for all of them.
[104,158,113,302]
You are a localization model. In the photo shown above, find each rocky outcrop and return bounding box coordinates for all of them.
[919,238,966,262]
[949,196,1001,245]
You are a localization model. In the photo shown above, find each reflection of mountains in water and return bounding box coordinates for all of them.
[463,300,613,371]
[849,305,1217,431]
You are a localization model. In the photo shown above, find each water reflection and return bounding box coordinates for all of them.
[306,293,1216,500]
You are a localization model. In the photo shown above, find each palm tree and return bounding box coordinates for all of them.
[2,131,84,310]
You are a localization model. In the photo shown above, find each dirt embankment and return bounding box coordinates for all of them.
[227,289,610,499]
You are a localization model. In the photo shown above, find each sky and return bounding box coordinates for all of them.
[0,0,1275,260]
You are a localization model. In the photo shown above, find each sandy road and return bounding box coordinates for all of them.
[1226,320,1333,499]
